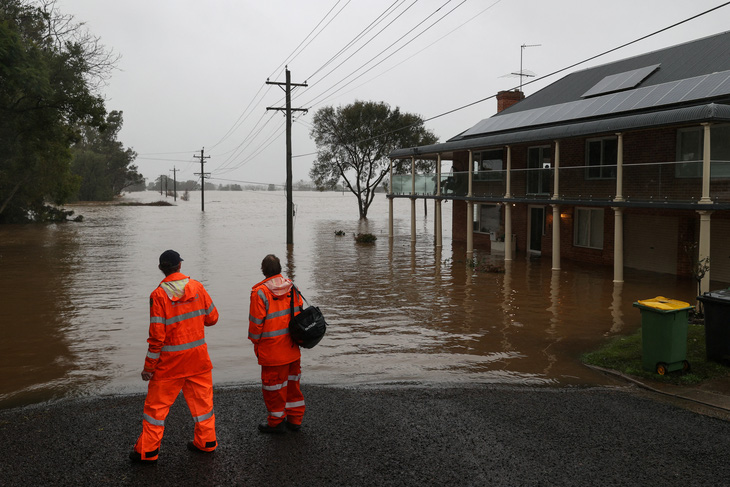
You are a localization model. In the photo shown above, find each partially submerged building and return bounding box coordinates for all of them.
[389,31,730,292]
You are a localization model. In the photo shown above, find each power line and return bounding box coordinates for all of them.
[293,1,730,159]
[296,0,420,106]
[300,0,467,110]
[323,0,503,103]
[305,0,408,82]
[267,0,349,80]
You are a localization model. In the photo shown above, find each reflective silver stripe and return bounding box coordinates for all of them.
[143,413,164,427]
[257,289,269,309]
[266,308,291,320]
[193,409,214,423]
[286,400,305,408]
[162,308,207,326]
[263,380,288,391]
[161,338,205,352]
[249,327,290,339]
[270,411,285,418]
[146,351,160,360]
[288,374,301,382]
[249,314,264,325]
[261,328,290,338]
[151,304,215,327]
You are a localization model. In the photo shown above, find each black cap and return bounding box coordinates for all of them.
[159,250,183,266]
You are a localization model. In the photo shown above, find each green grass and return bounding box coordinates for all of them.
[581,324,730,386]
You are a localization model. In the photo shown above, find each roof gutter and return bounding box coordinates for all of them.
[389,103,730,159]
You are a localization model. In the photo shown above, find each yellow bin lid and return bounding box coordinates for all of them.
[635,296,691,311]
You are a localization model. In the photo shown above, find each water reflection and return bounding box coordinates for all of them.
[0,191,702,409]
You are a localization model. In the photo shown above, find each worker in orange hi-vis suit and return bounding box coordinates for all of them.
[249,254,305,434]
[129,250,219,464]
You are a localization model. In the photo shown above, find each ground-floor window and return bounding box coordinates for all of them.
[474,204,501,234]
[574,207,604,249]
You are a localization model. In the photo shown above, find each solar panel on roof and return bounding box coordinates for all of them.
[459,68,730,138]
[582,64,661,98]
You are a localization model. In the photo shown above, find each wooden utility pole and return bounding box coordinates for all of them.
[169,166,178,201]
[266,68,307,245]
[193,148,210,212]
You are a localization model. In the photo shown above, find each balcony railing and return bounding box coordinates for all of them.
[389,160,730,204]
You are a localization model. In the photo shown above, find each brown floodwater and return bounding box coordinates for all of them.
[0,191,698,409]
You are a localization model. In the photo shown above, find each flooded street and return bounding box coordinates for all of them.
[0,191,698,409]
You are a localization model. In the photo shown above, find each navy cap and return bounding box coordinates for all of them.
[159,250,183,266]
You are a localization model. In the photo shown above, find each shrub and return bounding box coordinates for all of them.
[354,233,377,244]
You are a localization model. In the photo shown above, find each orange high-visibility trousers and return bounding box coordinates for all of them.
[134,371,216,460]
[261,359,305,427]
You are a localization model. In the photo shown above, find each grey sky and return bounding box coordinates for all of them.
[57,0,730,187]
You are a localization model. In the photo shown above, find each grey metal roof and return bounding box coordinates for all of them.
[390,30,730,159]
[390,103,730,159]
[501,30,730,115]
[458,69,730,138]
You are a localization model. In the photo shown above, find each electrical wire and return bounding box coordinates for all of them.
[300,0,467,110]
[267,0,348,81]
[293,1,730,160]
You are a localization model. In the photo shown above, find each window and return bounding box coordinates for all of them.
[585,137,617,179]
[676,125,730,178]
[527,146,551,194]
[474,204,500,234]
[474,149,503,181]
[573,208,604,249]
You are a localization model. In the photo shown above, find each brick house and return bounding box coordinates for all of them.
[388,31,730,292]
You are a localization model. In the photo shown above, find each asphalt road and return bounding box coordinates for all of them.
[2,384,730,486]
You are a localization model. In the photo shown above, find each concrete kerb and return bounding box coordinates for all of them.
[585,364,730,414]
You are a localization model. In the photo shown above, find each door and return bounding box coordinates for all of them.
[529,206,545,253]
[527,146,551,195]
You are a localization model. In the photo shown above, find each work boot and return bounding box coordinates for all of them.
[258,421,287,434]
[187,441,216,453]
[285,420,301,432]
[129,450,157,464]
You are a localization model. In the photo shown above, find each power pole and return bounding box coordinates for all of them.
[266,68,307,245]
[169,166,178,202]
[193,148,210,212]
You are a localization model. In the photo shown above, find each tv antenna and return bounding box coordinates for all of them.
[502,43,541,91]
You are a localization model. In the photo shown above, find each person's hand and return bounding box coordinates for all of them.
[141,371,154,381]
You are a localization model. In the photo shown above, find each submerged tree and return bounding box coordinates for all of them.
[309,100,437,219]
[71,110,142,200]
[0,0,116,222]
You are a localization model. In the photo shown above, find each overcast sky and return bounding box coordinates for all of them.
[56,0,730,187]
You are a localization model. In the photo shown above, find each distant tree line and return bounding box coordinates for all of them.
[127,178,326,193]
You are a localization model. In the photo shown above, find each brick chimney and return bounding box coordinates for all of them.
[496,90,525,113]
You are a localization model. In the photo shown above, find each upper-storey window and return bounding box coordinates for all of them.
[676,125,730,178]
[585,137,617,180]
[473,149,504,181]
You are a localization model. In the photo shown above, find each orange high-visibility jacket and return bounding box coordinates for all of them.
[248,275,303,366]
[144,272,218,380]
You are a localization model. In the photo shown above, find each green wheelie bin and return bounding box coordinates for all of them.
[633,296,693,375]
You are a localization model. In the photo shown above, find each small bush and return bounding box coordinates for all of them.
[334,230,346,236]
[354,233,377,244]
